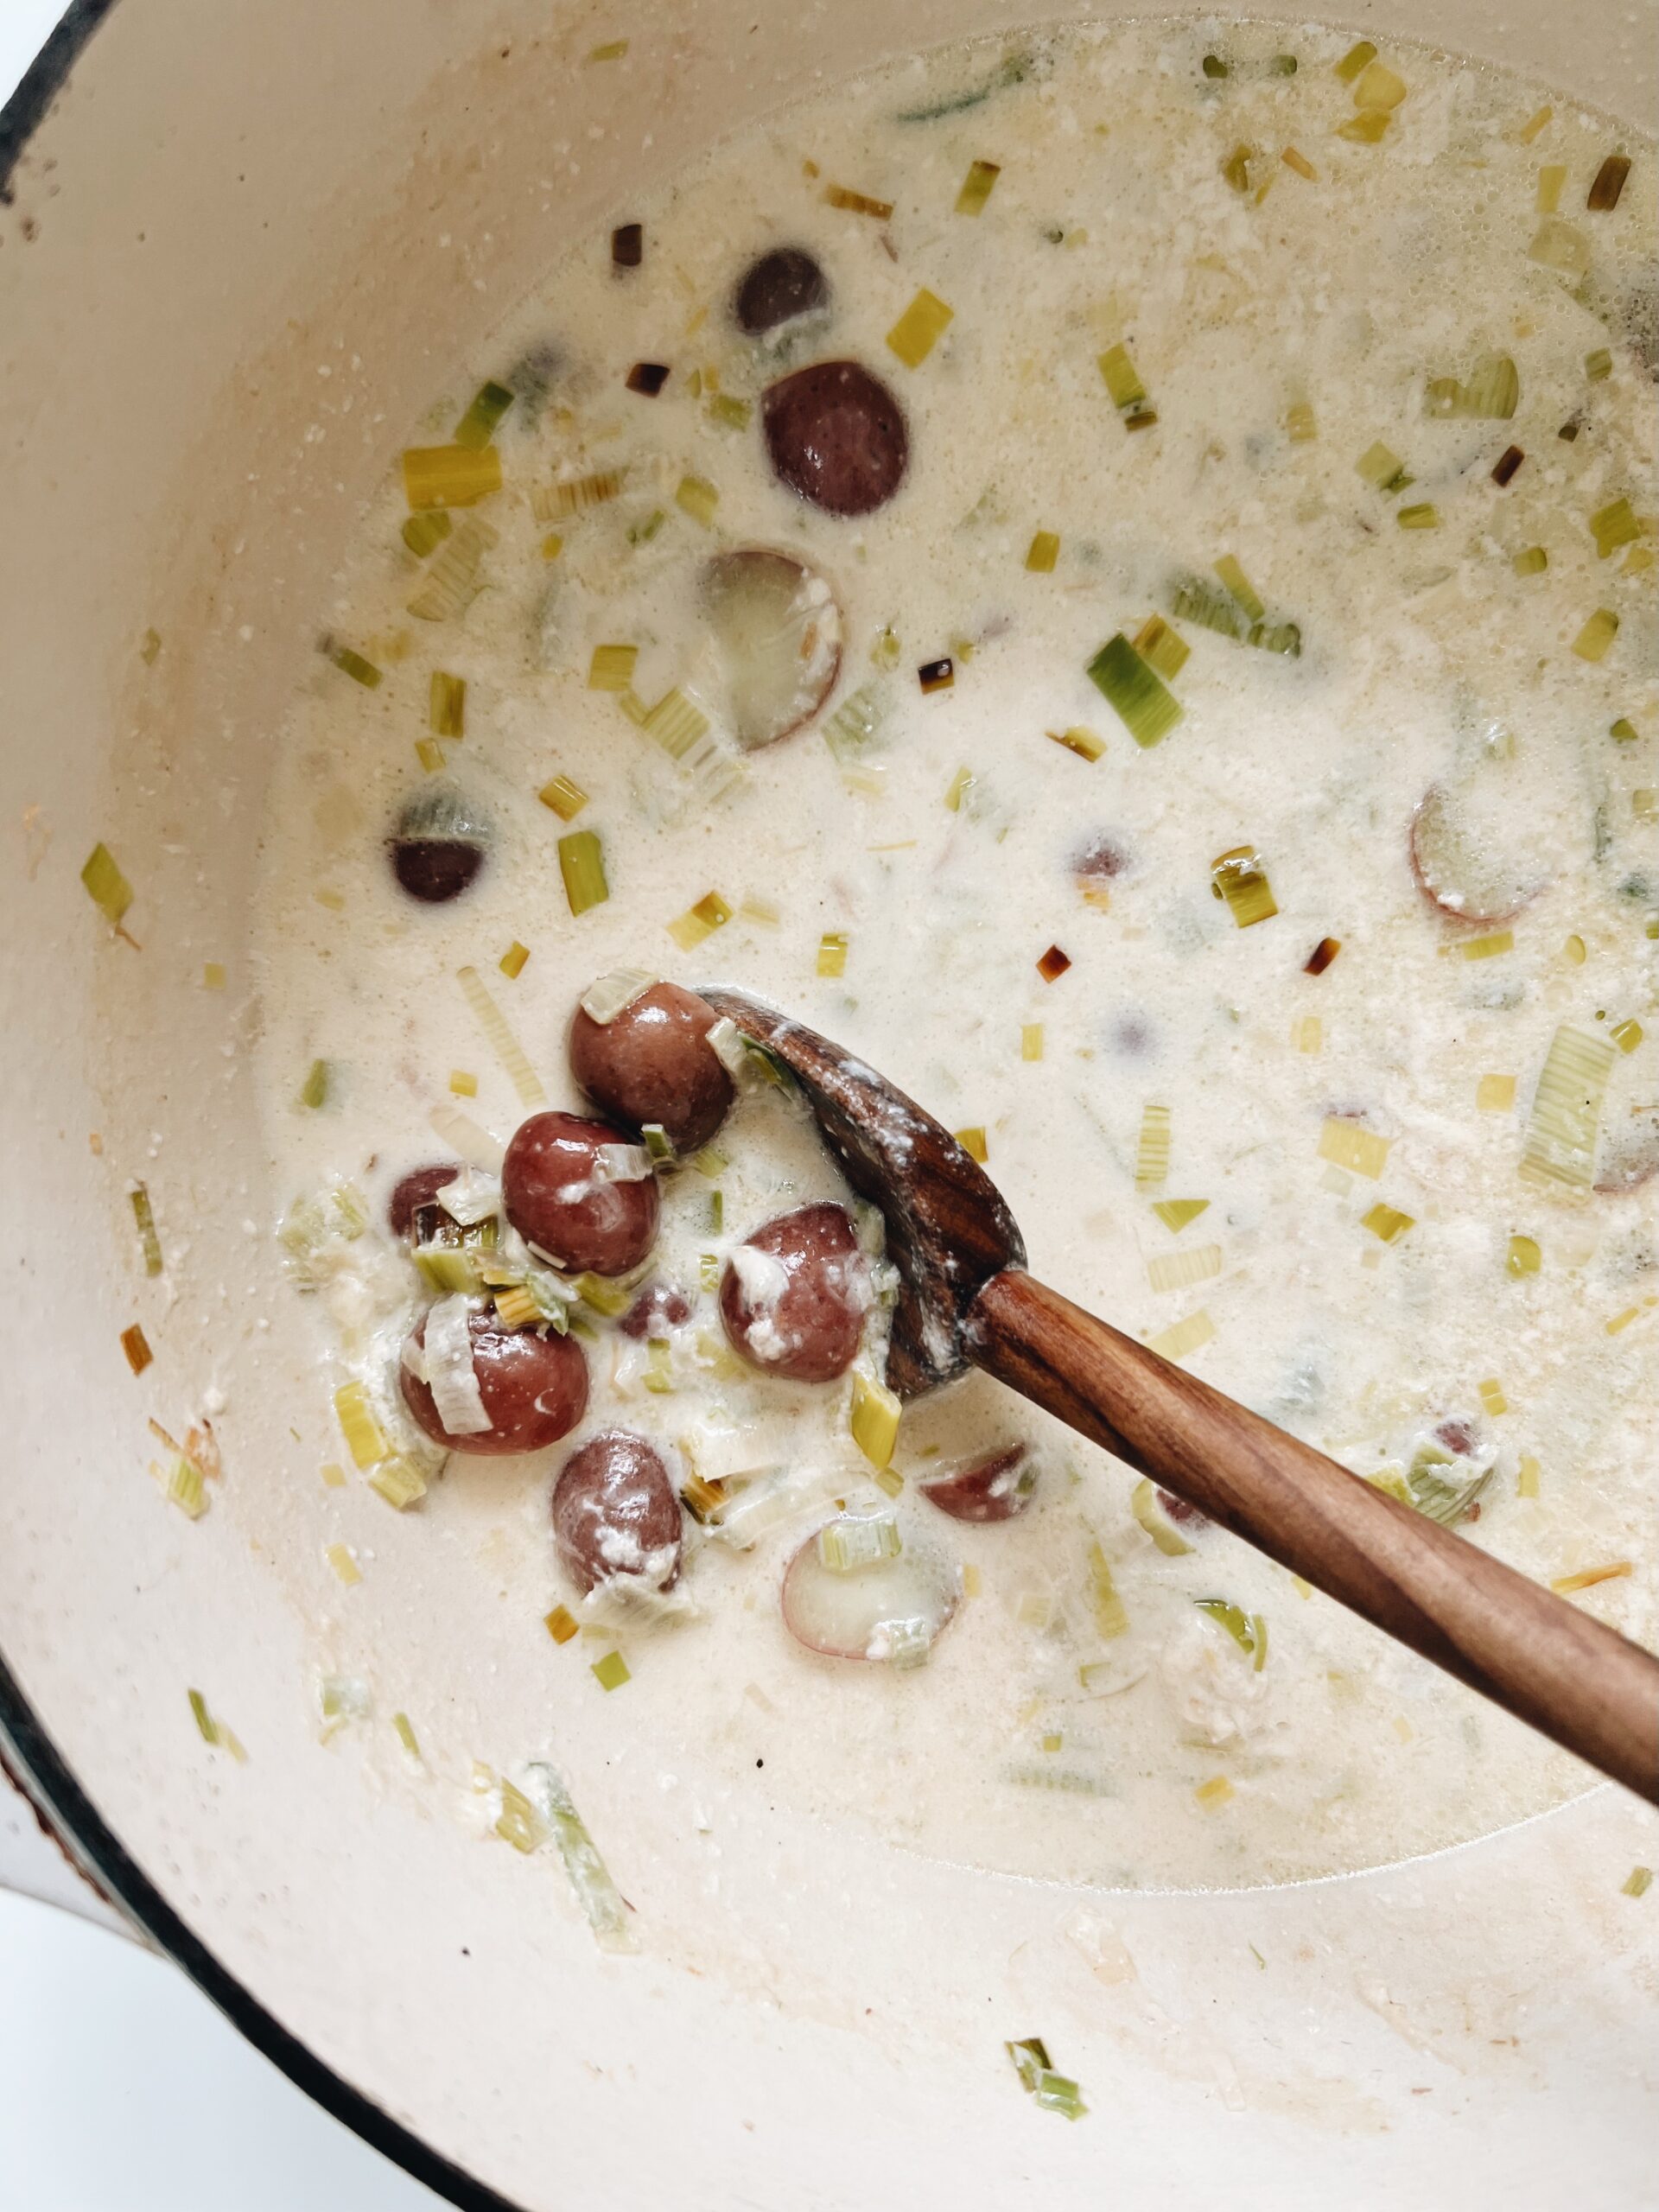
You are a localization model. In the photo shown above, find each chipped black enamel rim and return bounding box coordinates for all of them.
[0,10,524,2207]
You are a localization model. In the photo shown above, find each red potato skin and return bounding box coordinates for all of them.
[620,1283,694,1339]
[568,983,734,1154]
[502,1110,660,1276]
[401,1307,588,1456]
[919,1445,1036,1524]
[760,359,909,518]
[1157,1488,1208,1527]
[734,246,829,335]
[1408,787,1535,929]
[719,1202,868,1385]
[552,1430,683,1594]
[387,1162,464,1238]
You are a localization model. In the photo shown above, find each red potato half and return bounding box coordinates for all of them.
[1407,750,1578,927]
[401,1307,588,1456]
[781,1518,959,1663]
[552,1429,683,1594]
[502,1110,660,1277]
[700,548,843,751]
[569,980,734,1154]
[719,1203,869,1384]
[1596,1107,1659,1195]
[919,1444,1037,1524]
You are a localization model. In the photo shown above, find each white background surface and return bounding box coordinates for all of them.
[0,8,438,2204]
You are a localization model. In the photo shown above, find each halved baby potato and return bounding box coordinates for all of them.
[700,547,842,750]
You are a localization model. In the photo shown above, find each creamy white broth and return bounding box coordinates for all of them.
[253,19,1656,1891]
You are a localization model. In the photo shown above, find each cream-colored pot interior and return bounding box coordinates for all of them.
[3,3,1656,2205]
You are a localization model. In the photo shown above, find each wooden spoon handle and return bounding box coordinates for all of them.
[966,1269,1659,1802]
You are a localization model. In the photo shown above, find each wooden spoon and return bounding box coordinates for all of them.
[700,986,1659,1802]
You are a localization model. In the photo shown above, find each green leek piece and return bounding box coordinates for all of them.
[188,1689,219,1745]
[667,890,731,950]
[588,641,639,691]
[402,443,503,509]
[298,1058,330,1109]
[1152,1197,1209,1233]
[328,642,383,688]
[1132,613,1189,681]
[642,1340,674,1395]
[1087,634,1182,747]
[1397,503,1440,529]
[1585,347,1613,381]
[956,158,1001,215]
[429,671,467,736]
[1591,498,1641,559]
[817,1514,903,1572]
[850,1371,902,1468]
[1521,1024,1616,1189]
[1362,1202,1414,1243]
[1356,440,1412,493]
[1513,545,1548,576]
[1572,608,1619,662]
[392,1712,422,1759]
[1026,529,1060,573]
[558,830,610,916]
[1131,1478,1193,1555]
[591,1649,631,1692]
[1214,555,1263,620]
[334,1379,389,1470]
[675,474,720,526]
[81,842,134,929]
[407,517,497,622]
[538,774,588,820]
[1096,341,1154,427]
[1086,1540,1128,1639]
[572,1272,632,1318]
[402,509,453,559]
[1196,1596,1256,1652]
[1611,717,1639,743]
[1211,846,1278,926]
[130,1184,164,1276]
[453,379,514,451]
[1334,38,1376,80]
[887,289,954,368]
[495,1778,545,1853]
[368,1457,428,1510]
[525,1763,635,1950]
[1624,1866,1654,1897]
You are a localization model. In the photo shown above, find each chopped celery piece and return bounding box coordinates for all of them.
[403,510,453,558]
[1021,1024,1045,1061]
[675,474,720,527]
[167,1456,207,1519]
[1586,347,1613,381]
[1211,845,1277,926]
[538,773,588,820]
[1353,57,1407,109]
[1517,1455,1541,1498]
[499,941,530,980]
[1478,1376,1508,1417]
[639,687,714,760]
[1152,1197,1208,1233]
[1086,634,1182,747]
[1319,1118,1391,1178]
[956,158,1001,215]
[642,1340,674,1395]
[588,642,639,691]
[524,1764,634,1951]
[1086,1540,1128,1639]
[368,1457,428,1510]
[328,642,382,688]
[188,1689,219,1745]
[817,1514,902,1572]
[130,1185,163,1276]
[532,467,626,520]
[1356,441,1411,493]
[1097,342,1154,425]
[707,393,752,431]
[1281,148,1317,182]
[557,830,610,918]
[408,517,497,620]
[81,842,133,929]
[1529,217,1589,275]
[1337,111,1390,144]
[298,1058,330,1109]
[544,1603,579,1645]
[415,1243,479,1294]
[824,182,894,219]
[1362,1203,1414,1243]
[1037,945,1071,982]
[955,1124,988,1163]
[457,963,547,1106]
[1591,499,1641,559]
[1551,1560,1631,1595]
[402,444,502,509]
[415,737,446,773]
[1147,1242,1221,1294]
[1132,613,1189,681]
[887,289,954,368]
[817,931,849,977]
[453,379,514,450]
[850,1370,902,1468]
[1196,1597,1255,1652]
[591,1649,631,1692]
[1213,556,1263,620]
[1611,1018,1643,1054]
[1048,725,1104,761]
[449,1069,478,1096]
[1196,1775,1235,1808]
[1286,397,1317,438]
[1335,38,1376,80]
[1026,530,1060,573]
[1521,1024,1616,1189]
[496,1779,545,1854]
[120,1323,152,1376]
[571,1273,631,1318]
[588,37,628,60]
[334,1380,388,1469]
[392,1712,421,1759]
[1450,928,1513,961]
[1397,503,1440,529]
[325,1541,361,1587]
[1574,610,1628,658]
[1006,2037,1089,2120]
[1624,1865,1655,1897]
[201,962,226,990]
[421,671,466,739]
[1587,154,1630,211]
[667,890,731,950]
[1147,1310,1215,1362]
[1135,1102,1171,1192]
[1478,1073,1516,1111]
[1131,1478,1193,1555]
[1513,545,1548,576]
[1611,717,1639,742]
